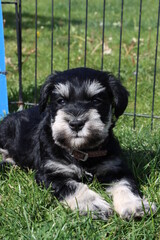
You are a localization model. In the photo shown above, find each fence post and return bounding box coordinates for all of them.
[15,0,23,110]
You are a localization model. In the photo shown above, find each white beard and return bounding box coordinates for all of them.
[51,107,112,150]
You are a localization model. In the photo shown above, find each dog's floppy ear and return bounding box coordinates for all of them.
[39,72,59,113]
[107,73,129,119]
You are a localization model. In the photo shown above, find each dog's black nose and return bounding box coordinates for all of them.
[69,120,85,132]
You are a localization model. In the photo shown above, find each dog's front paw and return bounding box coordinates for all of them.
[64,183,113,220]
[117,198,156,220]
[109,178,157,220]
[86,194,113,220]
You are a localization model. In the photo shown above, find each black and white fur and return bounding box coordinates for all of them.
[0,67,156,220]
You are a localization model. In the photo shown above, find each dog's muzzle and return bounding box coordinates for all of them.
[51,108,110,150]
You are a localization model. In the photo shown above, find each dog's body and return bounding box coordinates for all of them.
[0,68,156,220]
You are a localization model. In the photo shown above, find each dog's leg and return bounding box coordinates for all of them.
[0,148,16,167]
[106,178,156,220]
[35,161,113,220]
[63,180,113,220]
[95,158,156,220]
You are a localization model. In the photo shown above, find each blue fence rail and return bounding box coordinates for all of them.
[0,0,8,118]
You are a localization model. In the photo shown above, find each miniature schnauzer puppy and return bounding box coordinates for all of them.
[0,67,156,220]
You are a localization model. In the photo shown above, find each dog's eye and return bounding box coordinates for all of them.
[91,97,102,104]
[57,98,66,105]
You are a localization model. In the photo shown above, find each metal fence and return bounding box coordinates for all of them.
[1,0,160,129]
[2,0,22,106]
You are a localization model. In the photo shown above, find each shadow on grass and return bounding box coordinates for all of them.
[3,11,83,33]
[123,148,160,184]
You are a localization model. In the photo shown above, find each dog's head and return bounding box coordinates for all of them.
[39,68,129,150]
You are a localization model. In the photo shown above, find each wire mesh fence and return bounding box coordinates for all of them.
[1,0,160,129]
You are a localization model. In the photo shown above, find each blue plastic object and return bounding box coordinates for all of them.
[0,0,9,118]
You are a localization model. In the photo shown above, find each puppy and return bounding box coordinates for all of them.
[0,67,156,220]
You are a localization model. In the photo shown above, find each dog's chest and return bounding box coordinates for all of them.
[75,157,108,183]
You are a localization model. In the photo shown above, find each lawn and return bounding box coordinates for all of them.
[0,0,160,239]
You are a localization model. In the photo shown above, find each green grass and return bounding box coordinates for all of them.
[0,125,160,239]
[1,0,160,239]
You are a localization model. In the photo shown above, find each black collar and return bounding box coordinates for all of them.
[69,148,108,162]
